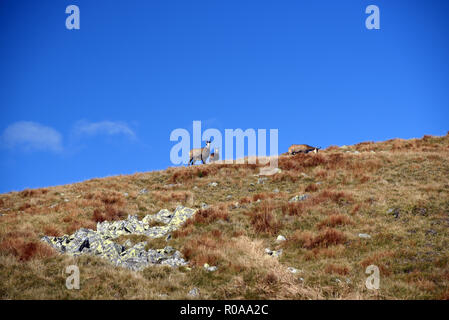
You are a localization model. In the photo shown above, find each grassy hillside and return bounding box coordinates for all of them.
[1,133,448,299]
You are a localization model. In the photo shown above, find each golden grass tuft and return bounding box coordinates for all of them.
[0,235,55,261]
[92,206,127,223]
[324,263,351,275]
[317,214,352,229]
[286,228,347,249]
[250,202,283,235]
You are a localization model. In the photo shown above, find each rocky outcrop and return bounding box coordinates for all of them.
[289,194,309,202]
[41,206,196,271]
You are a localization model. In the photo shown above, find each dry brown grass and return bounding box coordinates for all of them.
[1,133,449,299]
[360,250,395,276]
[167,163,258,184]
[252,192,277,202]
[325,263,351,276]
[199,236,323,299]
[92,206,127,223]
[189,205,229,226]
[151,191,193,204]
[317,214,352,229]
[286,228,347,249]
[305,183,319,192]
[280,190,353,216]
[0,231,55,261]
[250,201,283,235]
[181,239,221,266]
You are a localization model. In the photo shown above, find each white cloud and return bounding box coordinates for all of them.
[1,121,63,152]
[73,120,136,139]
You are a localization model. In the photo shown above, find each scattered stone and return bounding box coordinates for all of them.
[139,188,148,195]
[64,199,69,202]
[426,229,437,236]
[249,183,255,186]
[287,267,298,274]
[265,248,282,258]
[335,278,342,284]
[388,208,400,219]
[226,195,233,199]
[257,177,267,184]
[124,193,129,197]
[414,207,428,216]
[273,188,279,193]
[200,203,209,209]
[188,287,199,297]
[289,194,309,203]
[203,263,217,272]
[353,151,360,155]
[41,206,196,271]
[166,234,172,241]
[208,182,218,187]
[272,249,282,257]
[358,233,372,239]
[300,173,310,178]
[276,235,286,242]
[193,186,198,190]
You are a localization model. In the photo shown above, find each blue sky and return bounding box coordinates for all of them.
[1,0,448,193]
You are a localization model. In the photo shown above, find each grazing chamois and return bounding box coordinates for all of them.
[189,140,211,165]
[288,144,321,155]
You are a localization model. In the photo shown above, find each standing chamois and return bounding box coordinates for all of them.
[189,140,211,165]
[288,144,321,155]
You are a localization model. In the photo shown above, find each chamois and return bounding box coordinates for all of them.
[189,140,211,165]
[288,144,321,155]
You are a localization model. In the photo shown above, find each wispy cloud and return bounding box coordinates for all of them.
[0,121,63,152]
[73,120,136,139]
[0,120,137,154]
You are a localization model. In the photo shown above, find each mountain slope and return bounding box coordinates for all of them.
[1,133,448,299]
